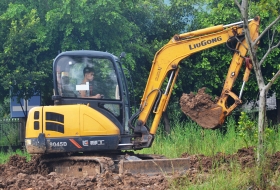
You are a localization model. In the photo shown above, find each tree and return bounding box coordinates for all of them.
[0,0,192,116]
[169,0,248,110]
[0,3,51,104]
[234,0,280,164]
[179,0,280,101]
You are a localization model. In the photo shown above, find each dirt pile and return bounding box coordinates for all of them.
[180,147,280,186]
[181,147,256,172]
[1,148,280,189]
[180,87,222,129]
[0,155,168,190]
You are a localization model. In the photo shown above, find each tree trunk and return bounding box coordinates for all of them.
[277,99,280,123]
[162,112,171,134]
[257,88,267,163]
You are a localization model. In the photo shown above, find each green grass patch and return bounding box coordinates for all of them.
[137,114,280,189]
[137,116,280,157]
[168,162,280,189]
[0,149,30,164]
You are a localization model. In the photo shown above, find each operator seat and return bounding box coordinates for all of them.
[61,74,77,98]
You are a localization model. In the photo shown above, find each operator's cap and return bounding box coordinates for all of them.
[83,67,94,75]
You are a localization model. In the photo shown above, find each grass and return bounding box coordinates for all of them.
[0,149,30,164]
[168,163,280,190]
[168,163,248,190]
[137,114,280,189]
[137,115,280,157]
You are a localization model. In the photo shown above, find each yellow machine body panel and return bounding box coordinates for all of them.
[79,104,120,136]
[25,105,120,139]
[26,107,43,138]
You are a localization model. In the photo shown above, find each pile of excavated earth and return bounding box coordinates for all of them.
[180,87,222,129]
[0,147,280,189]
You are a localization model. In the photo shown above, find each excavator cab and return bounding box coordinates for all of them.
[55,52,119,99]
[52,50,131,134]
[25,50,133,154]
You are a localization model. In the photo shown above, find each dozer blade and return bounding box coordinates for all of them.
[119,158,190,176]
[180,87,223,129]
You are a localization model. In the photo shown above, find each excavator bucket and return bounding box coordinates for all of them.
[180,87,223,129]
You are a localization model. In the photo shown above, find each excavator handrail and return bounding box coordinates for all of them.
[175,18,253,40]
[223,19,253,28]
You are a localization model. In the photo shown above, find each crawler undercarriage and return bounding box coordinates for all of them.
[39,152,190,177]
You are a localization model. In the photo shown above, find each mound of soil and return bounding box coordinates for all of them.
[180,87,222,129]
[0,155,168,190]
[181,147,256,172]
[180,147,280,185]
[1,147,280,189]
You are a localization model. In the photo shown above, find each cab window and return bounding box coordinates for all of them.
[55,55,120,100]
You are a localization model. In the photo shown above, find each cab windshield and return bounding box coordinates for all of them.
[55,55,120,100]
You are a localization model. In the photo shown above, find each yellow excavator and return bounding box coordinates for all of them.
[25,17,260,176]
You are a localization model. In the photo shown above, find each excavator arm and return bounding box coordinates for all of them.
[130,16,260,148]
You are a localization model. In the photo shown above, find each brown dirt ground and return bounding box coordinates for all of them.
[0,147,280,189]
[180,87,223,129]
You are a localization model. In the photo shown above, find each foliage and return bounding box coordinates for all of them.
[175,0,280,102]
[174,0,241,97]
[237,111,276,149]
[0,3,50,100]
[0,118,21,146]
[0,98,10,118]
[0,0,194,109]
[0,0,278,126]
[237,112,258,147]
[138,114,276,157]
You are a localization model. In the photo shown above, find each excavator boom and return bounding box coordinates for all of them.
[131,16,260,135]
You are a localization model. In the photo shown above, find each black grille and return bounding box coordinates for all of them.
[46,112,64,123]
[46,122,64,133]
